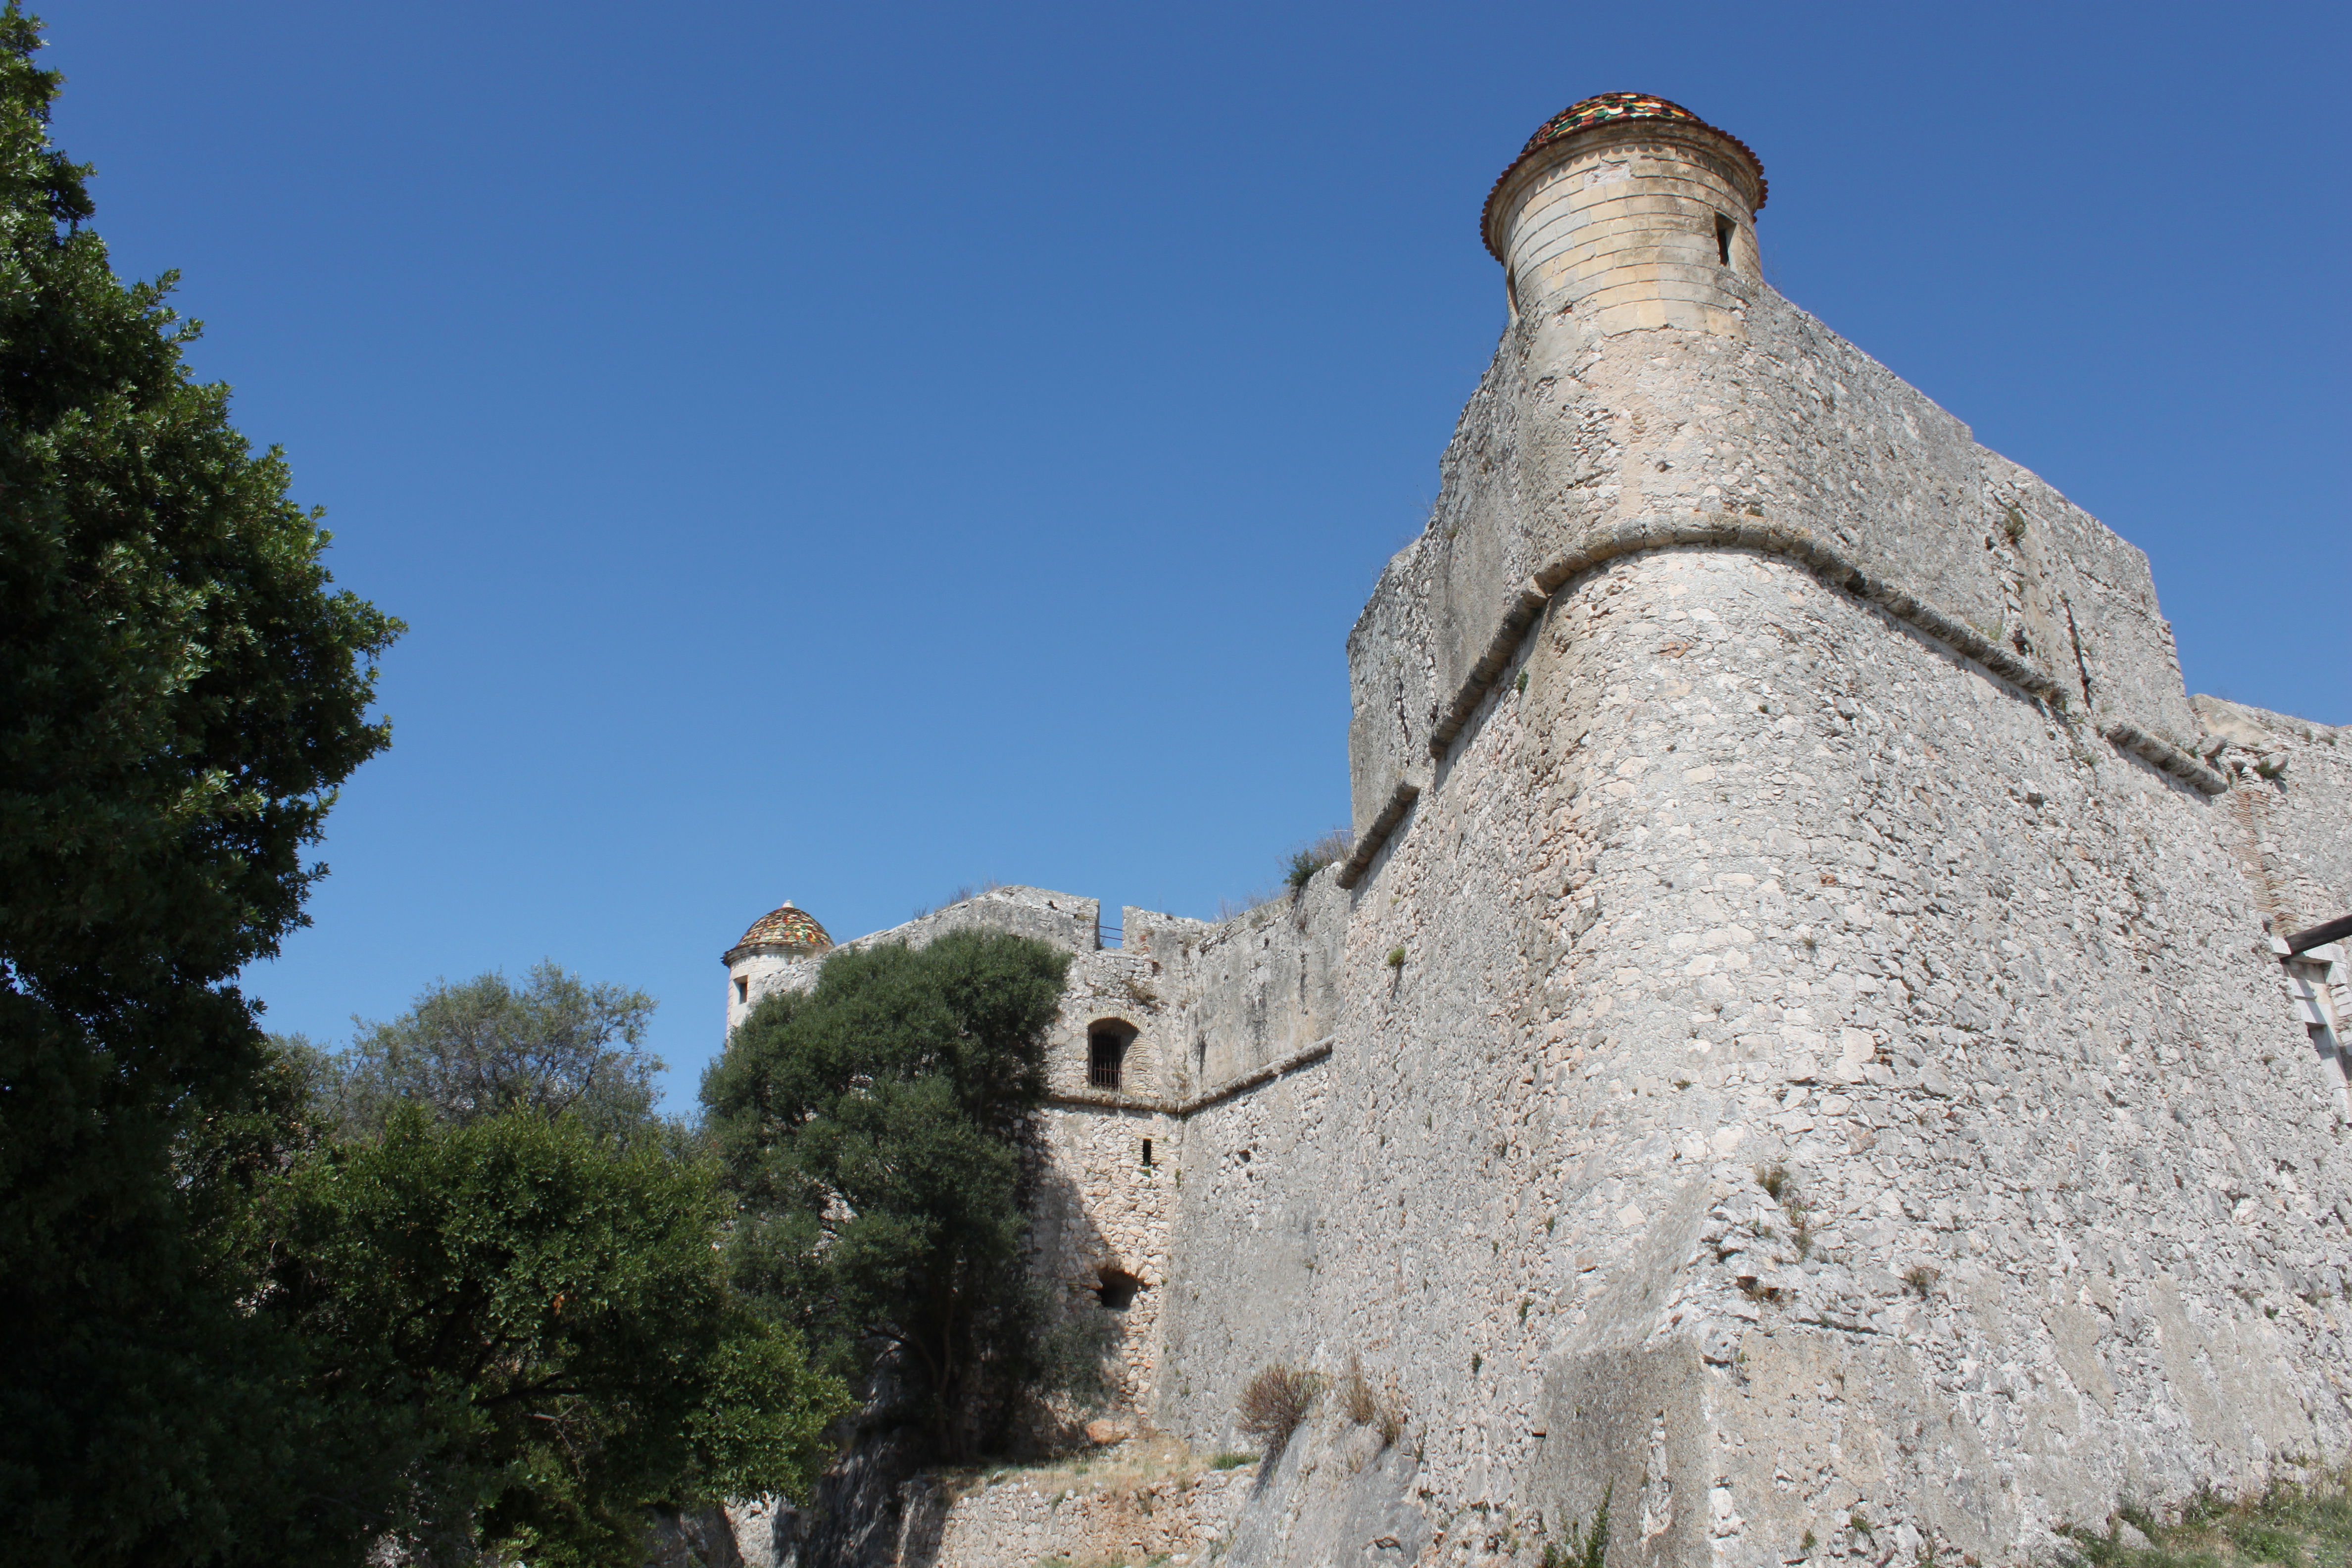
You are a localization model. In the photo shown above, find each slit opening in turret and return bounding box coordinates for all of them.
[1715,212,1734,265]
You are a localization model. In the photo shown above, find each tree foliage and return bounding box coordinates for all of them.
[0,8,851,1556]
[0,5,402,1557]
[258,1104,848,1567]
[324,961,663,1139]
[701,930,1071,1456]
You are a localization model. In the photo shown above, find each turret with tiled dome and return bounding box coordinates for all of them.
[726,900,833,960]
[722,899,833,1030]
[1480,91,1767,335]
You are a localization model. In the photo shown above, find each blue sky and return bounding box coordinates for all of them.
[47,0,2347,1109]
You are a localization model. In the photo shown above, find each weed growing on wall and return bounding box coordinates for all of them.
[1756,1163,1819,1259]
[1284,830,1352,891]
[1335,1354,1407,1449]
[1541,1482,1613,1568]
[1236,1364,1322,1460]
[2058,1471,2352,1568]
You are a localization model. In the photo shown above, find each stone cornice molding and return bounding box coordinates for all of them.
[1337,512,2226,890]
[1045,1036,1335,1119]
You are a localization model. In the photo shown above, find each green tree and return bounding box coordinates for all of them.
[324,962,664,1140]
[0,5,402,1559]
[700,930,1072,1457]
[257,1105,849,1568]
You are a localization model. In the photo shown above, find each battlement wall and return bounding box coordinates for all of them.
[1346,286,2203,866]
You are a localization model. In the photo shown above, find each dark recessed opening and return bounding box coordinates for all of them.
[734,976,748,1004]
[1096,1268,1146,1312]
[1088,1024,1133,1091]
[1715,213,1735,266]
[1140,1138,1153,1167]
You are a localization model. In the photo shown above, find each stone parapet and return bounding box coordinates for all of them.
[1347,282,2204,847]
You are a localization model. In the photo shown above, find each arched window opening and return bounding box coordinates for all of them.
[1088,1022,1135,1091]
[1096,1267,1146,1312]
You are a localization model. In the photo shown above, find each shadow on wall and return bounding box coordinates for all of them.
[890,1485,953,1568]
[1024,1154,1146,1421]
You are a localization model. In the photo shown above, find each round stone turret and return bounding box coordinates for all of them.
[723,899,832,1032]
[1481,92,1766,333]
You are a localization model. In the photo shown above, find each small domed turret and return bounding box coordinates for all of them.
[723,899,833,1032]
[1482,92,1767,334]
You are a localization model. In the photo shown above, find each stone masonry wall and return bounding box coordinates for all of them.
[1154,542,2352,1568]
[2193,694,2352,939]
[757,107,2352,1568]
[1345,289,2202,848]
[1028,1103,1177,1407]
[891,1453,1255,1568]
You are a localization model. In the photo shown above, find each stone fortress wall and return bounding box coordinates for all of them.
[731,94,2351,1568]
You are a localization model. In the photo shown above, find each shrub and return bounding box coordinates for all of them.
[1784,1190,1819,1260]
[1543,1481,1613,1568]
[1236,1364,1321,1458]
[1284,830,1351,892]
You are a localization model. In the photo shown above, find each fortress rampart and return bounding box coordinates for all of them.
[729,94,2350,1568]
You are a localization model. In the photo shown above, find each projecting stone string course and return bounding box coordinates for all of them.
[717,91,2349,1568]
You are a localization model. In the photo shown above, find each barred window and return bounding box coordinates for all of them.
[1088,1028,1128,1090]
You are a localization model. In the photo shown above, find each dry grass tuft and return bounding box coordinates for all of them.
[1236,1363,1322,1459]
[1333,1354,1408,1450]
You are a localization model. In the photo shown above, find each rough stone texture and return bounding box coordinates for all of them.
[1030,1102,1178,1405]
[642,1504,744,1568]
[749,105,2350,1568]
[2194,695,2352,940]
[892,1445,1256,1568]
[1348,178,2200,851]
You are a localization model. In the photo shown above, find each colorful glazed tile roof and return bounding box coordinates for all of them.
[1483,92,1766,257]
[1520,93,1705,154]
[734,901,832,952]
